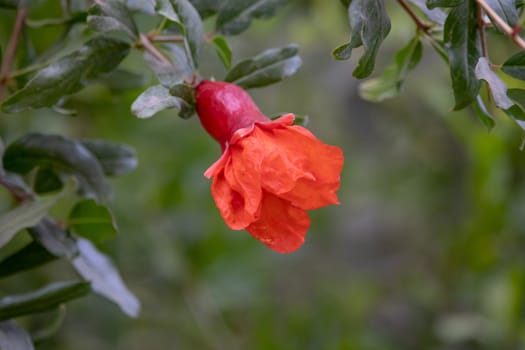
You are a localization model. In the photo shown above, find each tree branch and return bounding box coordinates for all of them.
[397,0,431,34]
[0,7,28,102]
[138,33,171,65]
[476,0,525,51]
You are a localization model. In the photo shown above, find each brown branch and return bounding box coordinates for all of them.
[0,7,28,102]
[477,4,488,57]
[149,35,185,43]
[476,0,525,51]
[139,33,171,65]
[397,0,431,34]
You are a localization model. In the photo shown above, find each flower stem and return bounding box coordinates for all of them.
[0,7,28,102]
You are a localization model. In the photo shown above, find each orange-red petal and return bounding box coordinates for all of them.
[246,192,311,253]
[211,164,259,230]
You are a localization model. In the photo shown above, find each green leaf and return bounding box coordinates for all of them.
[484,0,519,30]
[507,88,525,106]
[171,0,204,69]
[143,44,192,86]
[0,0,18,9]
[68,199,117,245]
[333,0,391,79]
[407,0,446,25]
[0,241,57,278]
[169,83,195,119]
[0,281,90,320]
[34,167,64,194]
[216,0,288,35]
[28,218,77,259]
[359,37,422,102]
[473,95,496,130]
[212,35,233,69]
[0,182,73,248]
[80,140,138,177]
[475,57,514,109]
[2,36,130,113]
[502,51,525,79]
[444,1,481,110]
[427,0,462,8]
[0,321,34,350]
[503,104,525,130]
[155,0,180,21]
[131,85,182,118]
[3,133,110,200]
[95,69,146,91]
[87,0,138,39]
[189,0,220,18]
[72,238,140,317]
[502,89,525,129]
[224,44,302,89]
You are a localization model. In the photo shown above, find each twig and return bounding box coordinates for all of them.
[149,35,185,43]
[0,7,29,102]
[476,0,525,51]
[477,4,488,58]
[397,0,431,34]
[138,33,171,65]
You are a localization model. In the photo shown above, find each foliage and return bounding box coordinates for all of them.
[1,0,525,348]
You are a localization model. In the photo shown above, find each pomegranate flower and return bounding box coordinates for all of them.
[195,80,343,253]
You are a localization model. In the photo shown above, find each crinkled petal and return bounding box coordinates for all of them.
[252,123,343,210]
[211,162,259,230]
[246,193,310,253]
[223,142,263,217]
[204,149,230,178]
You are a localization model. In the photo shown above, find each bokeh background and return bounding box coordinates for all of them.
[3,1,525,349]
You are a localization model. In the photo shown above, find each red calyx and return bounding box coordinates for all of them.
[195,80,269,149]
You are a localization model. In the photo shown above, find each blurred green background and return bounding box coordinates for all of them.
[3,1,525,349]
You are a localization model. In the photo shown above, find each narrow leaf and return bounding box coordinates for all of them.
[143,44,191,86]
[131,85,181,118]
[216,0,288,35]
[155,0,180,21]
[87,0,138,39]
[407,0,447,25]
[0,241,57,278]
[502,51,525,79]
[473,95,496,130]
[0,281,90,320]
[0,182,73,248]
[3,134,109,200]
[189,0,220,18]
[484,0,519,30]
[80,140,138,177]
[212,35,233,69]
[72,238,140,317]
[0,321,34,350]
[68,199,117,244]
[444,1,481,110]
[171,0,204,69]
[225,44,302,88]
[2,37,130,113]
[333,0,391,78]
[427,0,462,8]
[475,56,514,109]
[360,37,422,102]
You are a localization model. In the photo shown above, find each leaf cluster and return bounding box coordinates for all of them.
[336,0,525,131]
